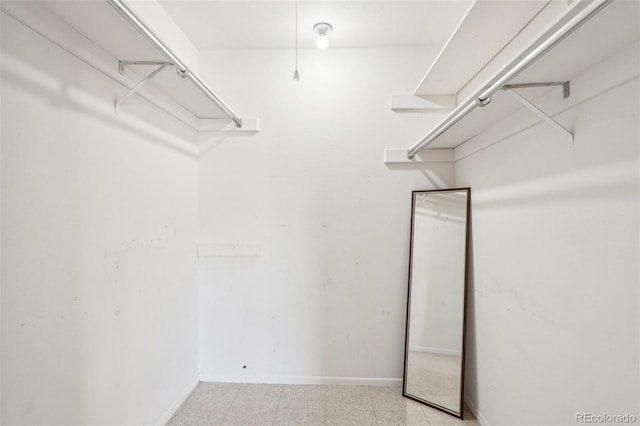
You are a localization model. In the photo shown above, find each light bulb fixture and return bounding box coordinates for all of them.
[313,22,332,49]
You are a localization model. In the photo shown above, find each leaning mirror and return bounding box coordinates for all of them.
[403,188,471,418]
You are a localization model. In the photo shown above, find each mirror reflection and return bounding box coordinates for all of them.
[403,188,470,418]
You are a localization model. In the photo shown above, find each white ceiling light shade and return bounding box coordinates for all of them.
[313,22,332,49]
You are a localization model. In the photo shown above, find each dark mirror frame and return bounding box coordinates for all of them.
[402,187,471,419]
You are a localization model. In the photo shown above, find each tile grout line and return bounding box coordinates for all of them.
[324,384,327,425]
[421,404,435,425]
[167,382,200,424]
[219,383,243,425]
[271,384,285,426]
[368,386,380,426]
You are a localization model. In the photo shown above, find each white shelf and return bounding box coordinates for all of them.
[1,0,258,133]
[414,0,551,97]
[403,0,640,153]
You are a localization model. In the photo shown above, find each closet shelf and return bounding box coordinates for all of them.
[1,0,258,133]
[387,0,639,162]
[413,0,551,98]
[107,0,243,128]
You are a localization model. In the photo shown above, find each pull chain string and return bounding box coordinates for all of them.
[295,0,297,69]
[294,0,299,81]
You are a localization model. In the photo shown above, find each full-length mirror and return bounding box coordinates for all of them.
[403,188,471,418]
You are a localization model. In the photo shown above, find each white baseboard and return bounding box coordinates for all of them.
[155,375,199,425]
[199,374,402,387]
[464,394,490,426]
[409,345,462,356]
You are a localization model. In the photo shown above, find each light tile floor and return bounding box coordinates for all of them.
[168,382,480,426]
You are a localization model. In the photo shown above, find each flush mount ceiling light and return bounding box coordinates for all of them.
[313,22,332,49]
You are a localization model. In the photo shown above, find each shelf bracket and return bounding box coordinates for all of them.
[118,60,172,76]
[502,81,570,98]
[115,61,172,113]
[502,85,574,145]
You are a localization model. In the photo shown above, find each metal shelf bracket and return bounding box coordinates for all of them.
[115,61,172,114]
[405,0,611,159]
[502,82,574,145]
[502,81,570,98]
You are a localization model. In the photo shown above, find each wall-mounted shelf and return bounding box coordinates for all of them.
[413,0,551,97]
[1,0,259,134]
[386,0,640,163]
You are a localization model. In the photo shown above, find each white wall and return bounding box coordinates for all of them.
[196,47,455,384]
[457,42,639,425]
[1,13,199,425]
[6,3,635,424]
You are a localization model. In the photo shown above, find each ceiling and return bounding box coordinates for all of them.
[156,1,473,50]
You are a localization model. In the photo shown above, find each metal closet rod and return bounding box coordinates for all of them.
[106,0,242,128]
[407,0,612,159]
